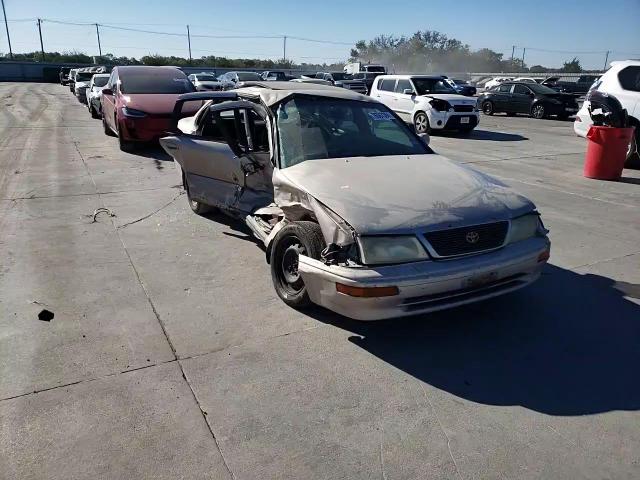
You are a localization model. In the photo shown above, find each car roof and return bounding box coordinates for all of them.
[115,66,185,77]
[378,74,445,80]
[236,81,376,107]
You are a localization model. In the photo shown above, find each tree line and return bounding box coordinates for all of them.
[1,30,586,73]
[349,31,586,73]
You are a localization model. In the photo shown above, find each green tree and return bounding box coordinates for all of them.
[561,57,582,73]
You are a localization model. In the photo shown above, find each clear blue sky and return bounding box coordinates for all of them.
[2,0,639,69]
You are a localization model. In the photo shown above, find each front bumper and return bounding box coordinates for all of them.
[120,115,172,142]
[299,236,550,320]
[428,110,479,130]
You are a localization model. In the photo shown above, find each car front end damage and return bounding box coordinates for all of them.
[298,236,549,321]
[268,160,550,321]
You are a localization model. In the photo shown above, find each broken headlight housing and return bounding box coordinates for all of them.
[358,235,429,265]
[508,213,543,244]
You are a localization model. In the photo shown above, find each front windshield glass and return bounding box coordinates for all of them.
[528,83,559,95]
[93,76,109,87]
[237,72,261,81]
[329,72,352,81]
[412,78,456,95]
[75,72,93,81]
[276,96,430,168]
[195,75,217,82]
[121,74,195,94]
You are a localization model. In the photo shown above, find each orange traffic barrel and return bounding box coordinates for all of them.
[584,125,635,180]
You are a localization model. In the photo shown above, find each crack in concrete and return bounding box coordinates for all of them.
[2,186,168,201]
[71,138,236,480]
[419,382,464,480]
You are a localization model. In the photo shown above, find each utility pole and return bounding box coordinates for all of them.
[511,45,515,67]
[186,25,192,64]
[283,35,287,63]
[521,47,526,71]
[37,18,45,62]
[603,50,610,70]
[1,0,12,59]
[95,23,102,57]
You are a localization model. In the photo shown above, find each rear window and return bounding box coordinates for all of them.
[395,79,413,93]
[618,67,640,92]
[498,84,512,93]
[237,72,261,81]
[120,72,195,94]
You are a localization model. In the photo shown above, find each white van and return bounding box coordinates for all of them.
[370,75,479,134]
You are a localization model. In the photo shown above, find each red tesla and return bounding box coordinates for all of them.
[101,66,196,152]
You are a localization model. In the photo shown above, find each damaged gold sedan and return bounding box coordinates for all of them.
[160,82,550,320]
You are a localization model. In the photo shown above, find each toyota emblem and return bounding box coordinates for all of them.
[466,231,480,244]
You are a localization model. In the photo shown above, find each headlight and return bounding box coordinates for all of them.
[358,236,429,265]
[508,214,542,244]
[122,107,147,118]
[429,99,451,112]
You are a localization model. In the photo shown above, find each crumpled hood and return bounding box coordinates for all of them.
[278,155,534,235]
[120,93,185,115]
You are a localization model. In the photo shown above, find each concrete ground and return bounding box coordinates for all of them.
[1,82,639,480]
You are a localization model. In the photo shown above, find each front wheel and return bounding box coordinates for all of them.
[270,221,325,309]
[482,101,494,115]
[183,172,213,215]
[413,112,430,134]
[531,104,546,119]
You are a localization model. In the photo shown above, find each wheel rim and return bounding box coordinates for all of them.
[415,114,428,133]
[483,102,492,114]
[275,236,306,295]
[533,105,544,118]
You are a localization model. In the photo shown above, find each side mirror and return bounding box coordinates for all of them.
[102,88,113,96]
[403,89,414,95]
[418,132,430,146]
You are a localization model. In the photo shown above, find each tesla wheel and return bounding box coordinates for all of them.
[270,221,325,309]
[115,118,136,152]
[413,112,430,134]
[482,101,494,115]
[183,172,213,215]
[531,104,546,119]
[102,115,116,137]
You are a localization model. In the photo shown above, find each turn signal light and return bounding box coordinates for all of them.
[335,283,399,298]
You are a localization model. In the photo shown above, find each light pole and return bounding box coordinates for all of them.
[1,0,12,59]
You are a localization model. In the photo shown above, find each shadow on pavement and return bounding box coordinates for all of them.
[438,129,528,142]
[307,264,640,416]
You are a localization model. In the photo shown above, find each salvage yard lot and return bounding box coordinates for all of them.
[1,82,639,479]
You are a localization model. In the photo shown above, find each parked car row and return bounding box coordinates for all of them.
[61,66,551,320]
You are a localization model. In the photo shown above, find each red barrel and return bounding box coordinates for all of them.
[583,126,635,180]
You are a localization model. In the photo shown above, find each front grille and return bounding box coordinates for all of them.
[424,221,508,257]
[453,105,475,112]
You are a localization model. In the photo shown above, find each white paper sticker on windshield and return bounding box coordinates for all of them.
[368,111,395,121]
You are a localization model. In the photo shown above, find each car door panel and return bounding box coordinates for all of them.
[512,85,533,113]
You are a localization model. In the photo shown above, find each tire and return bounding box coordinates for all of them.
[413,112,430,134]
[183,172,213,215]
[270,221,325,309]
[89,104,99,119]
[482,101,494,115]
[531,103,546,119]
[115,118,136,152]
[102,114,116,137]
